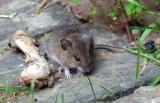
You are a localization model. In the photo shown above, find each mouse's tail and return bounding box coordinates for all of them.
[94,44,125,53]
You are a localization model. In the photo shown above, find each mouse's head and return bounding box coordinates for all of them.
[60,32,93,73]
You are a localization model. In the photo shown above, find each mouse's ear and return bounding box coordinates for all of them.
[60,38,72,50]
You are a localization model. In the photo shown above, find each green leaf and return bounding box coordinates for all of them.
[69,0,80,4]
[156,0,160,4]
[125,0,146,17]
[127,0,147,9]
[90,6,97,16]
[135,6,143,13]
[108,10,118,20]
[125,3,134,16]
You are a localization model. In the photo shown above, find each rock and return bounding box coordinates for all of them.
[0,0,160,103]
[26,4,79,33]
[113,85,160,103]
[12,47,160,103]
[0,19,22,41]
[12,23,160,103]
[0,52,24,86]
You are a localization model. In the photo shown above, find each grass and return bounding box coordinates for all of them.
[61,94,64,103]
[139,23,157,44]
[52,94,65,103]
[128,23,159,81]
[100,85,117,100]
[0,85,29,102]
[135,39,141,81]
[29,80,35,103]
[53,95,59,103]
[87,76,96,103]
[129,26,160,32]
[0,80,36,103]
[149,73,160,86]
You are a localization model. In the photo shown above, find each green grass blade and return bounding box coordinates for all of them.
[87,76,96,103]
[99,85,118,100]
[129,26,160,32]
[134,23,158,81]
[136,39,141,81]
[139,23,157,44]
[0,86,27,94]
[147,10,160,16]
[149,74,160,86]
[125,47,160,65]
[61,94,64,103]
[53,95,58,103]
[29,80,35,103]
[99,85,113,96]
[100,85,118,100]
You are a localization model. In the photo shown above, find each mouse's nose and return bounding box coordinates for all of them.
[85,62,93,73]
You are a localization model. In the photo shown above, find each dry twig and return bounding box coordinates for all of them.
[0,12,17,19]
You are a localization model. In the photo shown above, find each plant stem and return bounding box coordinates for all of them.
[125,47,160,64]
[87,76,96,103]
[119,0,134,43]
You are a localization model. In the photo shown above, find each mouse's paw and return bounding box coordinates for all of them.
[74,71,84,77]
[64,68,72,79]
[65,73,72,79]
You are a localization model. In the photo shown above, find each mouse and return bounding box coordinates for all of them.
[47,25,94,79]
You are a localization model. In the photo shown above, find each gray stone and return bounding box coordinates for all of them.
[0,52,24,86]
[11,24,160,103]
[0,0,36,41]
[26,4,79,33]
[113,85,160,103]
[12,48,160,103]
[0,0,160,103]
[0,19,22,41]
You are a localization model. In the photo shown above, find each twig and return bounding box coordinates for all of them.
[36,0,58,14]
[119,0,134,43]
[38,1,56,13]
[36,0,49,14]
[89,0,113,28]
[89,0,106,17]
[0,12,17,19]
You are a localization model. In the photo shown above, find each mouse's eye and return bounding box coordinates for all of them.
[74,56,81,61]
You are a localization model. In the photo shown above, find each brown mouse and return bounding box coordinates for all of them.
[47,25,94,78]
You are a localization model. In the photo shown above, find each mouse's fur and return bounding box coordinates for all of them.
[47,25,93,78]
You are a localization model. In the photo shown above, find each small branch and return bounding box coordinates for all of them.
[0,12,17,19]
[89,0,106,17]
[119,0,134,43]
[89,0,114,28]
[36,0,49,14]
[36,0,58,14]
